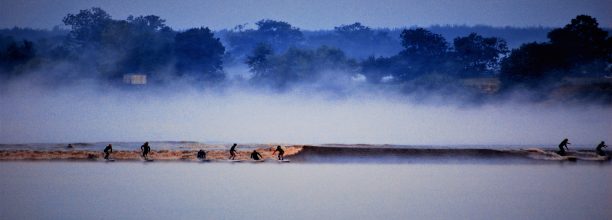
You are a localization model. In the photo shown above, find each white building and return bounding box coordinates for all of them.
[123,74,147,85]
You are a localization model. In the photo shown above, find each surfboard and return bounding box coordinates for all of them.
[199,159,212,162]
[249,159,265,163]
[278,159,290,162]
[225,159,242,162]
[144,159,154,162]
[105,159,115,162]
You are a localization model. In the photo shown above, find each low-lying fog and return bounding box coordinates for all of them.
[1,77,609,146]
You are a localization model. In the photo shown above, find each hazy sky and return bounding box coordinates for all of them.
[0,0,610,30]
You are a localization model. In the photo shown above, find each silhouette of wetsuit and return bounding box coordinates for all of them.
[596,141,607,156]
[273,146,285,160]
[141,142,151,159]
[229,143,237,160]
[558,139,570,156]
[197,149,206,159]
[250,150,262,160]
[103,144,113,160]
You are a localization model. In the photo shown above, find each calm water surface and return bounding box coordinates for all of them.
[0,162,610,220]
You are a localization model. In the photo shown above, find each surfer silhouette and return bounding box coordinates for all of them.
[272,145,285,160]
[103,144,113,160]
[595,141,607,156]
[229,143,237,160]
[558,138,570,156]
[197,149,206,159]
[141,142,151,160]
[250,150,262,161]
[67,144,73,149]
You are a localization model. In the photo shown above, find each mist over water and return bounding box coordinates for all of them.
[1,73,609,146]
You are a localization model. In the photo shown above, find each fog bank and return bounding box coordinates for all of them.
[1,80,609,146]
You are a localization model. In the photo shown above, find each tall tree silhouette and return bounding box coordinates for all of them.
[174,27,225,82]
[453,33,508,77]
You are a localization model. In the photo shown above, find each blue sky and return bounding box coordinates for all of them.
[0,0,610,30]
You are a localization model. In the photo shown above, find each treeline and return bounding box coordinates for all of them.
[0,7,610,103]
[1,8,225,84]
[220,22,551,61]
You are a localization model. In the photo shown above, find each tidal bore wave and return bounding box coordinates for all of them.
[0,144,609,163]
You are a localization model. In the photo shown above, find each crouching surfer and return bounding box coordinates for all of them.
[197,149,207,160]
[103,144,113,160]
[557,138,570,156]
[595,141,608,156]
[250,150,263,161]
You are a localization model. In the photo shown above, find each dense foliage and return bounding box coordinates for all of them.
[0,8,609,103]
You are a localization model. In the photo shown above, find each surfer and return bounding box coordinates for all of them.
[103,144,113,160]
[595,141,607,156]
[557,138,570,156]
[67,144,73,149]
[197,149,206,159]
[250,150,263,161]
[229,143,237,160]
[272,145,285,160]
[141,142,151,160]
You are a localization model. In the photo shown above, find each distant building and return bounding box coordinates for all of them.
[462,77,500,94]
[123,74,147,85]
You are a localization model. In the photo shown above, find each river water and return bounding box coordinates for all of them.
[0,161,610,219]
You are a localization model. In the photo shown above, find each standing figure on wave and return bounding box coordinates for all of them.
[141,142,151,160]
[229,143,238,160]
[557,138,570,156]
[273,145,285,160]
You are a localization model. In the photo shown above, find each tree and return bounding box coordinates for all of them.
[394,28,450,81]
[330,22,398,58]
[334,22,372,39]
[500,14,610,87]
[400,28,449,58]
[0,38,35,77]
[453,33,509,76]
[248,46,355,89]
[174,27,225,82]
[255,20,303,43]
[223,20,303,60]
[313,46,350,68]
[127,15,168,31]
[547,15,609,69]
[118,15,175,76]
[360,56,397,83]
[62,7,112,47]
[246,43,273,76]
[500,42,563,85]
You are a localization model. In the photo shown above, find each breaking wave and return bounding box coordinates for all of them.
[0,144,609,163]
[288,146,610,163]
